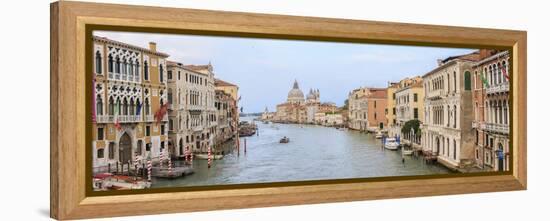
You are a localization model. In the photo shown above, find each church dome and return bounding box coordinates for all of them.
[287,80,305,104]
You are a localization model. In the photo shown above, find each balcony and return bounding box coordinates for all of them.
[167,103,176,110]
[188,105,203,111]
[118,115,142,122]
[145,115,154,122]
[479,122,509,134]
[96,115,113,123]
[472,121,478,128]
[96,115,142,123]
[426,89,444,100]
[486,82,509,94]
[192,125,203,132]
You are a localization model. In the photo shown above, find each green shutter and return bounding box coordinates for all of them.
[464,71,471,91]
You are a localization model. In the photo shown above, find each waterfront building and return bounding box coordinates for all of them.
[347,87,388,132]
[261,107,275,121]
[471,50,510,171]
[167,61,218,156]
[315,112,344,126]
[92,36,169,172]
[274,80,331,124]
[394,76,424,143]
[421,52,481,170]
[305,89,321,123]
[385,82,399,128]
[214,90,237,147]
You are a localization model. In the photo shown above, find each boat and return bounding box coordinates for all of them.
[93,173,151,190]
[375,131,383,139]
[279,137,290,143]
[152,166,194,178]
[384,138,399,150]
[402,144,414,155]
[194,154,224,160]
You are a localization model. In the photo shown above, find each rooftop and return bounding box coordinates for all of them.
[215,78,238,87]
[93,35,169,57]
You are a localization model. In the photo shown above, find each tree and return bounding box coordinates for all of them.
[342,99,349,110]
[401,119,421,135]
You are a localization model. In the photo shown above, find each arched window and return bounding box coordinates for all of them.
[121,57,126,75]
[475,102,478,121]
[128,60,133,78]
[504,101,509,125]
[453,105,457,128]
[129,98,135,115]
[447,105,451,127]
[96,95,103,115]
[108,54,113,73]
[135,59,140,77]
[122,98,128,115]
[447,74,450,93]
[95,51,102,74]
[498,100,503,124]
[453,140,457,160]
[159,64,164,82]
[493,64,498,85]
[108,97,114,115]
[143,61,149,80]
[144,98,150,115]
[136,100,141,116]
[168,89,173,104]
[115,56,120,74]
[453,71,457,92]
[116,98,121,115]
[464,71,471,90]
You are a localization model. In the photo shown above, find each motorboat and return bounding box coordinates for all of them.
[384,138,399,150]
[402,144,414,155]
[194,154,224,160]
[279,137,290,143]
[375,131,383,139]
[93,173,151,190]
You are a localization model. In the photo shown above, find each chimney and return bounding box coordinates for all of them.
[149,42,157,52]
[478,49,496,60]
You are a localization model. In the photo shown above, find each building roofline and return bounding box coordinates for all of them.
[422,51,480,78]
[473,50,510,67]
[93,35,169,57]
[167,60,211,76]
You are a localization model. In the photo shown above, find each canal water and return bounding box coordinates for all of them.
[152,117,451,188]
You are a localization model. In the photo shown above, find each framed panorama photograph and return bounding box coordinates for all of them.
[50,1,527,220]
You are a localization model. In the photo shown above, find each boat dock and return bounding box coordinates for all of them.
[152,166,195,179]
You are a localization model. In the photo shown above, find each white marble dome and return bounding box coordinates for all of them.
[287,80,305,104]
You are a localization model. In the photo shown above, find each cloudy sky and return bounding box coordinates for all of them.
[95,31,475,113]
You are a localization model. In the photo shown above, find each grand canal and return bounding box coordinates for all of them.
[152,117,452,188]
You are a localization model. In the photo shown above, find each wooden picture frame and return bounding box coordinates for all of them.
[50,1,527,220]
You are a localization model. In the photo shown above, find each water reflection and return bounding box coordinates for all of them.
[152,117,451,188]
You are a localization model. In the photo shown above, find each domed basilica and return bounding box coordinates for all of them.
[274,80,335,124]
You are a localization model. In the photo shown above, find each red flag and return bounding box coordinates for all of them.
[155,103,169,124]
[501,64,510,81]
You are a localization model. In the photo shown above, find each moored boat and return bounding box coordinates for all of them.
[194,154,224,160]
[401,144,414,155]
[93,173,151,190]
[384,138,399,150]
